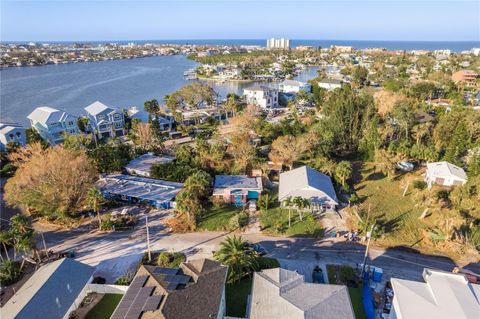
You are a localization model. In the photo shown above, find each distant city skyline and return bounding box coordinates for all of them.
[1,1,479,42]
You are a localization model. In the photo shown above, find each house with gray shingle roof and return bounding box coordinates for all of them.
[84,101,125,140]
[111,258,228,319]
[1,258,94,319]
[249,268,355,319]
[279,166,338,210]
[27,106,79,145]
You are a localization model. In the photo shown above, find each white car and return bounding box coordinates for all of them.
[396,161,414,172]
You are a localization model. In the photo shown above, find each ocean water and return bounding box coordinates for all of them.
[0,55,320,125]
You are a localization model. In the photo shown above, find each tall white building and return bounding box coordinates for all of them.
[267,38,290,49]
[244,86,279,109]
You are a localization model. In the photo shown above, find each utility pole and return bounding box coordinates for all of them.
[145,215,152,263]
[361,223,376,277]
[40,232,49,258]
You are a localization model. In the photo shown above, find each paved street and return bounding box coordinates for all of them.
[39,209,480,283]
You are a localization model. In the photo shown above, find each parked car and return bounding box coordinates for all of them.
[246,243,267,256]
[396,161,414,172]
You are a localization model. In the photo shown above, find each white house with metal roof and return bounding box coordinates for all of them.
[244,86,279,109]
[84,101,125,139]
[424,161,467,189]
[27,106,79,145]
[249,268,355,319]
[389,269,480,319]
[279,80,312,93]
[318,78,343,91]
[0,122,26,150]
[213,175,263,206]
[279,166,338,210]
[1,258,94,319]
[124,152,175,177]
[127,106,173,131]
[96,173,183,209]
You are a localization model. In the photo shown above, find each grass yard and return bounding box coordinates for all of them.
[85,294,123,319]
[352,162,426,247]
[326,264,365,319]
[225,277,253,317]
[198,205,242,231]
[259,207,324,238]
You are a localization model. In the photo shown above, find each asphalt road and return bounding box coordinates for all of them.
[38,209,480,283]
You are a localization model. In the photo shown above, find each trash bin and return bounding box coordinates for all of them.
[373,268,383,282]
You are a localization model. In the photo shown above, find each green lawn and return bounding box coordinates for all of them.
[225,277,253,317]
[326,264,365,319]
[353,162,424,246]
[85,294,123,319]
[259,207,324,238]
[198,205,241,231]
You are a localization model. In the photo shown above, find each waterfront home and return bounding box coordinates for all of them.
[127,106,173,131]
[96,173,183,209]
[1,258,94,319]
[279,166,338,210]
[84,101,125,139]
[389,269,480,319]
[0,122,26,150]
[318,78,343,91]
[279,79,312,93]
[213,175,263,206]
[124,152,175,177]
[27,106,79,145]
[249,268,355,319]
[244,86,279,110]
[424,161,467,189]
[111,259,227,319]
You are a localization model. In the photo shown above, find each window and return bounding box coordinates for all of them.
[68,121,74,126]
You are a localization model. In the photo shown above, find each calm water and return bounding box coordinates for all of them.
[0,55,320,125]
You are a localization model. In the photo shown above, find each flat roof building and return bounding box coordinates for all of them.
[125,153,175,177]
[96,174,183,209]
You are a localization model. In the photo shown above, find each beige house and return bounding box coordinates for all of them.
[249,268,355,319]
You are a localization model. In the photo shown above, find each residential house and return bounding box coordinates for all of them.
[279,80,312,93]
[212,175,263,205]
[452,70,478,87]
[124,153,175,177]
[128,106,173,131]
[389,269,480,319]
[424,161,467,188]
[249,268,355,319]
[111,258,228,319]
[1,258,94,319]
[27,106,79,145]
[96,174,183,209]
[84,101,125,139]
[244,86,279,110]
[318,78,343,91]
[279,166,338,210]
[330,45,354,53]
[0,122,26,150]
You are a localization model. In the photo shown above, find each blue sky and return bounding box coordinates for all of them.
[1,1,479,42]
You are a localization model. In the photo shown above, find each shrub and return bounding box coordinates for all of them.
[115,272,134,285]
[349,193,360,204]
[338,265,356,284]
[413,180,427,190]
[436,189,450,200]
[228,211,249,230]
[0,260,24,285]
[156,252,186,268]
[256,257,280,270]
[91,276,106,284]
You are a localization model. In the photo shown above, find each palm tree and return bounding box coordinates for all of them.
[214,236,258,283]
[283,196,293,228]
[87,187,105,231]
[335,161,352,187]
[16,236,34,271]
[292,196,304,221]
[0,230,12,261]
